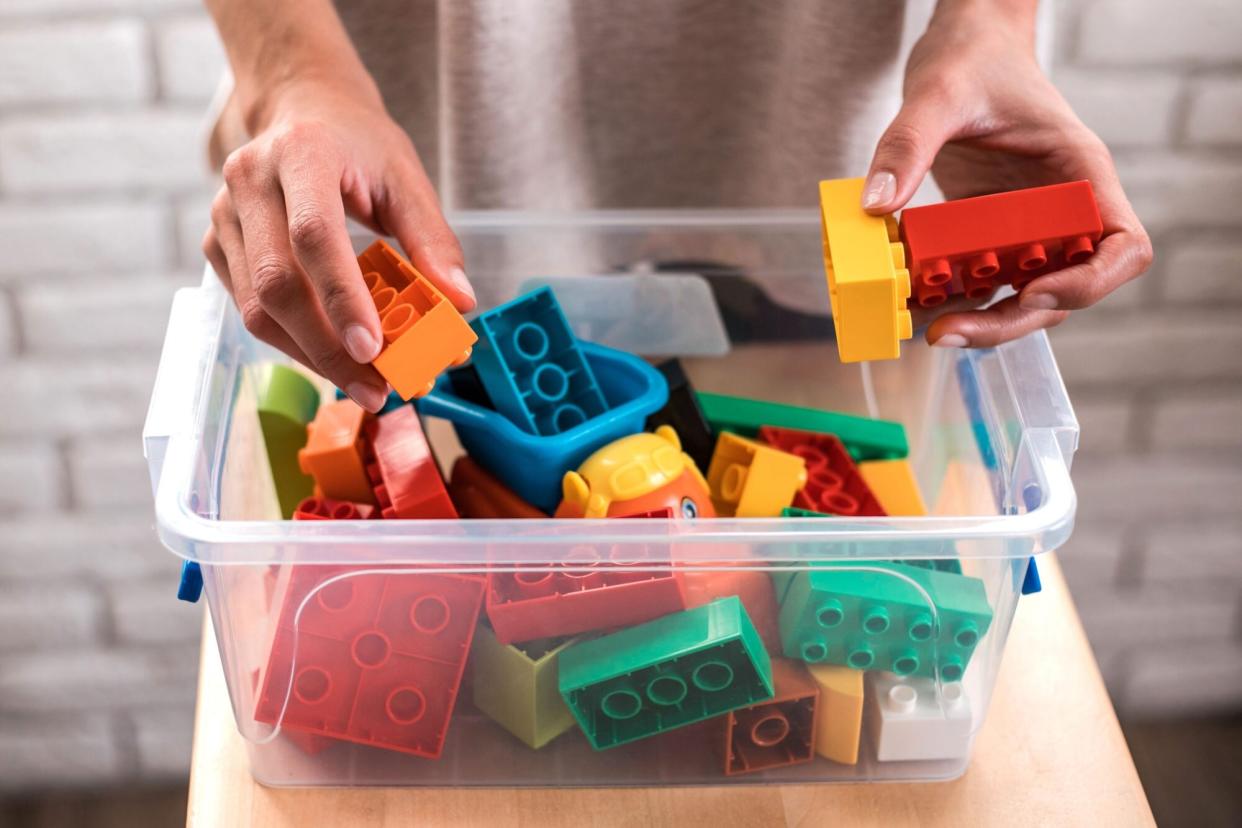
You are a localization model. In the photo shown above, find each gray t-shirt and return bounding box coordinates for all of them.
[337,0,931,211]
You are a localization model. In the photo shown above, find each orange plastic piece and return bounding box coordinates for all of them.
[298,399,375,505]
[449,457,547,519]
[722,658,819,775]
[357,240,478,400]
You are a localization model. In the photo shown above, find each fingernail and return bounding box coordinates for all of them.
[933,333,969,348]
[346,382,387,413]
[862,171,897,210]
[1021,293,1058,311]
[448,267,476,306]
[343,324,381,363]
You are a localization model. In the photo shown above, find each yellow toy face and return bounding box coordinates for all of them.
[556,426,715,519]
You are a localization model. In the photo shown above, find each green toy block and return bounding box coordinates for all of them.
[778,563,991,681]
[471,623,579,750]
[696,391,908,461]
[558,597,774,750]
[254,364,320,519]
[772,508,961,600]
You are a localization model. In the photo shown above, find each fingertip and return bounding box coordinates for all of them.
[861,170,898,213]
[346,381,388,414]
[446,266,477,312]
[1019,292,1059,311]
[343,323,382,364]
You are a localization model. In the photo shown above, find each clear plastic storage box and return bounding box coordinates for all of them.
[144,211,1077,787]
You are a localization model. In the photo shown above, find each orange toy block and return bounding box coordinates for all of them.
[358,240,478,400]
[298,399,375,505]
[448,457,548,519]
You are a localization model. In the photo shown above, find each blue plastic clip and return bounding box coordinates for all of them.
[177,561,203,603]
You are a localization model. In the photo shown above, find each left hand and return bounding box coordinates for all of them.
[861,2,1153,348]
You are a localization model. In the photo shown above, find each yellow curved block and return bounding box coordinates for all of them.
[806,663,864,764]
[819,178,913,363]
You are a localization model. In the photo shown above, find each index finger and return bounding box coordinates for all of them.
[279,152,384,365]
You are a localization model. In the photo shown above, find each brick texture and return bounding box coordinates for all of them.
[0,0,1237,796]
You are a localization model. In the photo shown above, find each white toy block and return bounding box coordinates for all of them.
[866,672,973,762]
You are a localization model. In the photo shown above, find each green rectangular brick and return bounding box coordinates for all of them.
[472,624,580,750]
[778,563,991,682]
[696,392,908,460]
[558,596,774,750]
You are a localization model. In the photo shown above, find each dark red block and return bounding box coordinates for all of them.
[898,180,1103,308]
[722,659,819,775]
[758,426,885,517]
[292,496,377,521]
[485,509,686,644]
[255,567,484,759]
[364,405,457,519]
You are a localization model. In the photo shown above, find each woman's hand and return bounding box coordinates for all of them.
[203,79,475,412]
[862,0,1153,348]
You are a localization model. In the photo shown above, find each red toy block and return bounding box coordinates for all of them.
[255,566,484,759]
[364,405,457,519]
[298,400,376,506]
[448,456,547,519]
[681,565,782,653]
[357,240,478,401]
[292,496,377,521]
[898,180,1103,308]
[758,426,886,518]
[722,658,820,775]
[485,510,685,644]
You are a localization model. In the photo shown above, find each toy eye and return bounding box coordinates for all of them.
[680,497,699,519]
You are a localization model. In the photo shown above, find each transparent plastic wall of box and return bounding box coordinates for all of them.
[144,210,1077,786]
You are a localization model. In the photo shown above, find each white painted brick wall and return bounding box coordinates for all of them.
[0,0,1236,795]
[0,442,64,514]
[0,20,151,106]
[154,16,227,102]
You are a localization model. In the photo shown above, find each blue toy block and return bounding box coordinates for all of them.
[416,341,668,512]
[177,560,203,603]
[469,287,608,436]
[1021,558,1042,595]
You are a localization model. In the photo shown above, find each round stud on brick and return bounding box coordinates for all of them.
[750,711,791,747]
[385,685,427,725]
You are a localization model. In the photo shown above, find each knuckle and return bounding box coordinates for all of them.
[240,299,277,340]
[879,121,927,160]
[209,189,234,225]
[287,209,334,255]
[222,147,258,185]
[317,279,355,320]
[251,258,299,307]
[309,346,354,380]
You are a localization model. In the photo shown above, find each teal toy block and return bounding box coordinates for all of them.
[470,286,608,436]
[558,596,774,750]
[696,391,908,461]
[778,564,991,681]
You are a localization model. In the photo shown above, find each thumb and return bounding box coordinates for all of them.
[862,99,956,214]
[381,162,477,314]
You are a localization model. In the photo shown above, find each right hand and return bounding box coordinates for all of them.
[203,80,476,413]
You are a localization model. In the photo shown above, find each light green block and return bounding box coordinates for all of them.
[472,624,579,749]
[254,364,320,519]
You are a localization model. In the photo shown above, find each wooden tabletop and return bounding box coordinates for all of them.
[186,554,1153,827]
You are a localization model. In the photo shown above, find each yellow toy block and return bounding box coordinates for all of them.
[806,663,864,764]
[858,459,927,516]
[819,178,913,363]
[707,432,807,517]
